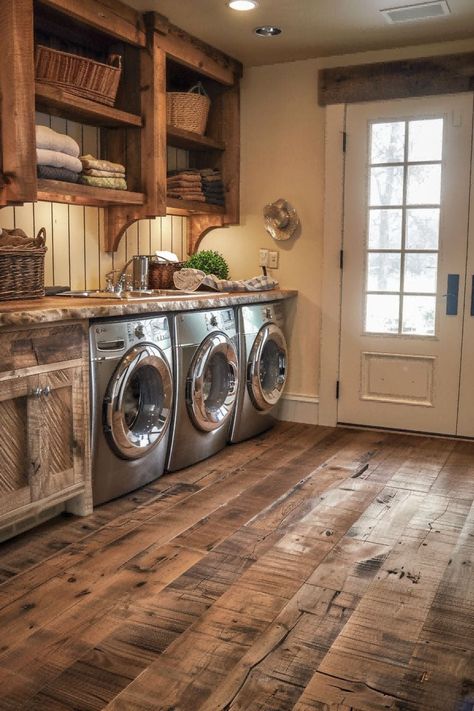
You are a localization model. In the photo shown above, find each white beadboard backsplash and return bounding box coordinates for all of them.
[0,113,189,291]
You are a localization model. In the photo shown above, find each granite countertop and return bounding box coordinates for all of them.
[0,289,297,328]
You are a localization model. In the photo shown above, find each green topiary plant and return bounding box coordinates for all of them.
[185,250,229,279]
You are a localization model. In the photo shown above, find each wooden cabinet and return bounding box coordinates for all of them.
[0,0,242,253]
[0,322,92,539]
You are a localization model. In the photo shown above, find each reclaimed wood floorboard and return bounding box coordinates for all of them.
[0,423,472,711]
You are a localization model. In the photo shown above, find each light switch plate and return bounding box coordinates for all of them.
[268,250,279,268]
[259,248,269,267]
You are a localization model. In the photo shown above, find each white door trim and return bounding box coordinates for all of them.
[319,103,345,426]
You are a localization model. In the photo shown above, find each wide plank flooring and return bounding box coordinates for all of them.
[0,423,473,711]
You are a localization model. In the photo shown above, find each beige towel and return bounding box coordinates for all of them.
[80,154,125,173]
[36,148,82,172]
[167,192,206,202]
[83,168,126,178]
[36,125,80,158]
[80,175,127,190]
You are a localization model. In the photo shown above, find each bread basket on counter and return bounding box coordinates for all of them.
[0,228,47,300]
[148,257,185,290]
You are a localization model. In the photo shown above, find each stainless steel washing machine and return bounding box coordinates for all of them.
[230,301,288,443]
[166,308,239,472]
[90,316,173,505]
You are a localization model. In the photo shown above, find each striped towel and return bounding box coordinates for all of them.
[173,268,278,292]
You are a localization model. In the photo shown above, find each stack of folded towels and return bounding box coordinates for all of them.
[36,125,82,183]
[167,168,225,206]
[200,168,225,207]
[167,170,205,202]
[79,154,127,190]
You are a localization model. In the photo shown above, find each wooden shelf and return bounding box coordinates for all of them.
[167,125,225,151]
[166,197,225,216]
[35,84,143,128]
[37,179,145,207]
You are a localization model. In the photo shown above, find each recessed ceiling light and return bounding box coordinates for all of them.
[227,0,258,11]
[255,25,282,37]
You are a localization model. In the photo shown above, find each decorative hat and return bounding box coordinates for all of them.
[263,198,300,241]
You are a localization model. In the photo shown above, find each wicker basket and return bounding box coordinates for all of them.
[35,45,122,107]
[166,83,211,135]
[148,260,185,290]
[0,228,47,301]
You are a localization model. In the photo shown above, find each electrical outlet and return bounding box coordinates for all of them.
[259,248,269,267]
[268,250,279,269]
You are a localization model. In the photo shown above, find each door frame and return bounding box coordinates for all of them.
[319,103,346,426]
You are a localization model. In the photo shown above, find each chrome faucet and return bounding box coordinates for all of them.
[105,255,150,294]
[105,257,134,294]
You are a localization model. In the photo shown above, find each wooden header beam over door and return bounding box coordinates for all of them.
[319,51,474,106]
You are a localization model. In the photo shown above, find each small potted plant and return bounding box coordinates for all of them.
[185,250,229,279]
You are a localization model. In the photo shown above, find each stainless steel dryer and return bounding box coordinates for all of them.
[166,308,239,472]
[90,316,173,505]
[230,301,288,443]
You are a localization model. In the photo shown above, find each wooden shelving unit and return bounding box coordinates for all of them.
[37,179,145,207]
[35,84,143,128]
[0,0,242,253]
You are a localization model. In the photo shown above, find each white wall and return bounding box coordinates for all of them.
[202,37,474,422]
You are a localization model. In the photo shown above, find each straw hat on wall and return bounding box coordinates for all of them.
[263,198,300,241]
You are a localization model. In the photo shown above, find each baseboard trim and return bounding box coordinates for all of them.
[277,392,319,425]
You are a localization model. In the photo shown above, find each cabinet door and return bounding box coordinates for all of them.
[0,376,32,515]
[28,366,88,502]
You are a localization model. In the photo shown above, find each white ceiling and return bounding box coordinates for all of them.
[125,0,474,66]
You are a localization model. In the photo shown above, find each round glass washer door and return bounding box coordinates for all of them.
[248,323,288,411]
[104,343,173,460]
[187,332,239,432]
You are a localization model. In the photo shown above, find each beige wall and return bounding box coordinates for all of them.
[202,37,474,405]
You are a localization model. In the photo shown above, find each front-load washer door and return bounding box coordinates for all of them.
[248,323,288,411]
[104,344,173,460]
[187,332,239,432]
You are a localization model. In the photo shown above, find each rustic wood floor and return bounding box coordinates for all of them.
[0,422,473,711]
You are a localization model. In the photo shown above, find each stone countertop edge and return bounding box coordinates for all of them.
[0,289,297,328]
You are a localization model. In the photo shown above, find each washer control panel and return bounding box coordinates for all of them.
[90,317,171,360]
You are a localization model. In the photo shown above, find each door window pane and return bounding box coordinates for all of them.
[370,122,405,163]
[404,253,438,293]
[407,164,441,204]
[366,294,400,333]
[368,209,402,249]
[406,208,440,249]
[368,252,401,291]
[408,119,443,161]
[402,295,436,335]
[370,166,404,206]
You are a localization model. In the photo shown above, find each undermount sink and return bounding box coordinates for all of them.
[56,289,201,300]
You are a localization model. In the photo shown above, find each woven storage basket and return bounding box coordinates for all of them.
[0,228,47,301]
[35,45,122,107]
[148,260,185,290]
[166,83,211,135]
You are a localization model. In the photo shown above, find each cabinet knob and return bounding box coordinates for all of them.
[31,386,42,398]
[42,385,51,397]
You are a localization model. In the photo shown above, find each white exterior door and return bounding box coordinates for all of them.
[338,94,473,436]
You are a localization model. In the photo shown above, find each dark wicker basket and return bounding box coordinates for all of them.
[0,228,47,301]
[148,260,185,290]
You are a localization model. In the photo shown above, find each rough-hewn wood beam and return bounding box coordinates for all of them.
[319,52,474,106]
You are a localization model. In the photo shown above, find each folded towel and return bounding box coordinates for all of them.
[154,251,180,263]
[167,170,202,179]
[36,148,82,173]
[83,168,126,178]
[80,175,128,190]
[205,197,225,206]
[173,268,278,293]
[80,154,125,173]
[36,125,80,158]
[202,184,225,194]
[167,187,204,196]
[37,165,79,183]
[167,178,202,187]
[201,174,223,183]
[167,192,206,202]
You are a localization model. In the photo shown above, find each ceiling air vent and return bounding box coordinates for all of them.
[381,1,451,23]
